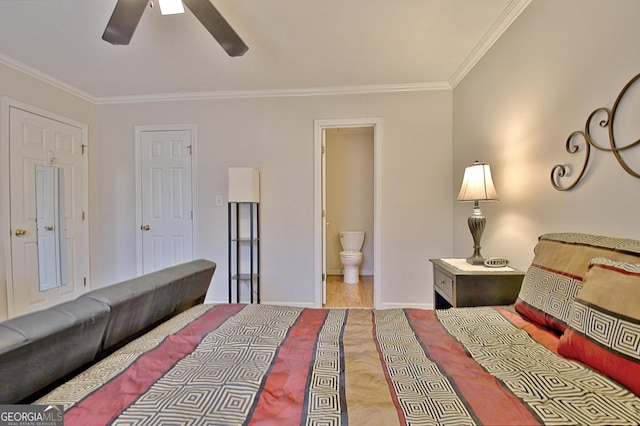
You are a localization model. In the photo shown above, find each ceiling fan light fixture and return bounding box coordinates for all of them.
[158,0,185,15]
[104,0,247,55]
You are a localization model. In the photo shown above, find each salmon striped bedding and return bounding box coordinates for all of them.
[38,303,640,425]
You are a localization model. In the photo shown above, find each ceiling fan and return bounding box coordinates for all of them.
[102,0,249,57]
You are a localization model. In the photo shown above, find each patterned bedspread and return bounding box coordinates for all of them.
[38,304,640,425]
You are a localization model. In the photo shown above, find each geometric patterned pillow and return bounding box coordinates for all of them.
[515,233,640,334]
[557,257,640,396]
[515,264,582,333]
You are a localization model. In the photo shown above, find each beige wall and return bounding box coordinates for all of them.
[96,90,453,308]
[453,0,640,271]
[0,62,97,320]
[326,127,374,276]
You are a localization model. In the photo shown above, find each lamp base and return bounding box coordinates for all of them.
[466,202,486,265]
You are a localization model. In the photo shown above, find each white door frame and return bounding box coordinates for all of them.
[313,118,381,308]
[134,124,198,275]
[1,97,90,318]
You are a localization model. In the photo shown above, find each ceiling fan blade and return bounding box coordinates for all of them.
[102,0,150,45]
[182,0,248,57]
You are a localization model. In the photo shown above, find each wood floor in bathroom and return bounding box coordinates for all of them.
[323,275,373,309]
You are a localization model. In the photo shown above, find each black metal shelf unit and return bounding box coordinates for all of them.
[228,201,260,303]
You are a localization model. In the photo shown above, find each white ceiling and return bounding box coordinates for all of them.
[0,0,530,102]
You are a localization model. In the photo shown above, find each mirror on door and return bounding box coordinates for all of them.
[35,165,68,291]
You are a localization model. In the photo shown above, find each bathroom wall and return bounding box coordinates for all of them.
[325,127,374,276]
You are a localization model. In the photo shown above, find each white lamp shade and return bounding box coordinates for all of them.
[158,0,185,15]
[457,162,498,201]
[228,167,260,202]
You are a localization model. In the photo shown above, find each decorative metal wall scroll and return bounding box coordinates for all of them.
[551,72,640,191]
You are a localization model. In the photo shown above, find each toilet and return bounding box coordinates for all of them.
[339,231,365,284]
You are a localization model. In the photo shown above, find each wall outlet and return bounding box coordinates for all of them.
[216,195,223,206]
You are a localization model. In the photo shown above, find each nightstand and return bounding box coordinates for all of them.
[429,258,525,309]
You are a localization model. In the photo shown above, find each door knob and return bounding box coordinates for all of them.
[140,224,150,231]
[44,225,54,231]
[15,229,27,236]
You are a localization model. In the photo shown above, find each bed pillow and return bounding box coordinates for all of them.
[515,233,640,333]
[515,237,591,333]
[557,257,640,396]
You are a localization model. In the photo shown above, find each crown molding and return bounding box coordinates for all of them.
[95,82,451,105]
[0,52,97,104]
[449,0,532,88]
[1,50,450,104]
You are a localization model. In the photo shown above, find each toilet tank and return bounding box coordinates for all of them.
[339,231,365,251]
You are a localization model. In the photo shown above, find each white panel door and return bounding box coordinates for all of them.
[8,106,87,317]
[140,130,193,274]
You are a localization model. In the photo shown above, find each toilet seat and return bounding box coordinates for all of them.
[340,250,361,257]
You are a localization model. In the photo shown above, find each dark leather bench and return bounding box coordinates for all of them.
[0,259,216,403]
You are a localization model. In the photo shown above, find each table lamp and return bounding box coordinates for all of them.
[457,161,498,265]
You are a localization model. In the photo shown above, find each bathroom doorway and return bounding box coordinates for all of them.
[324,127,373,308]
[313,118,381,309]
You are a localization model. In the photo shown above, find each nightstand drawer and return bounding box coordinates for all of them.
[434,269,454,301]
